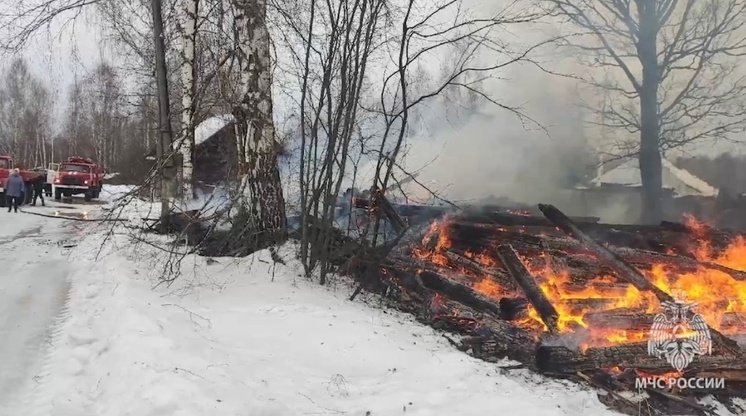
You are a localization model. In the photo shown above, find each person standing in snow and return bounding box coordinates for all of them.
[31,173,45,206]
[5,168,25,213]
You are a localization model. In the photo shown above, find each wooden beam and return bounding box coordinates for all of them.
[497,244,559,333]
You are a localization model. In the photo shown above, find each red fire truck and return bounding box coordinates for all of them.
[0,155,43,206]
[53,156,105,202]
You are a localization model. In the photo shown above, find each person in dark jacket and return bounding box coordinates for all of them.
[5,169,24,213]
[31,173,45,206]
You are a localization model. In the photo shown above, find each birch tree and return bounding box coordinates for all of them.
[178,0,199,199]
[544,0,746,223]
[230,0,287,248]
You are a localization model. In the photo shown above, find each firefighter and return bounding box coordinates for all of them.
[5,168,24,213]
[31,173,45,206]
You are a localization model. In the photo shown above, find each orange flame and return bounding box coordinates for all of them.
[413,214,746,349]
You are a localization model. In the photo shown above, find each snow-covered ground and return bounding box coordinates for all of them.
[33,244,622,416]
[0,198,92,415]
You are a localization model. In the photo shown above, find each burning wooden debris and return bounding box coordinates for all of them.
[348,201,746,415]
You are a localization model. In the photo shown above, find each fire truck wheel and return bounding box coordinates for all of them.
[84,191,92,202]
[54,189,62,201]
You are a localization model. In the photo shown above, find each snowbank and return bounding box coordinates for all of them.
[101,183,232,217]
[34,229,620,415]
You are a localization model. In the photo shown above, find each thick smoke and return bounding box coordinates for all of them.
[342,0,601,213]
[383,59,597,214]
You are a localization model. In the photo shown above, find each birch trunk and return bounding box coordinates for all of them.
[231,0,287,246]
[179,0,199,199]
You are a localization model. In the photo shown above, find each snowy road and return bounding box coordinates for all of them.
[0,204,82,414]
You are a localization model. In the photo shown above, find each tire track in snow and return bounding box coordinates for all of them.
[19,277,72,416]
[0,225,43,246]
[0,245,71,415]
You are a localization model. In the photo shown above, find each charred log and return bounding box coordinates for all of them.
[539,204,673,302]
[443,250,508,279]
[458,209,600,227]
[351,197,450,224]
[500,297,530,320]
[497,244,559,332]
[563,298,618,314]
[418,270,525,320]
[536,343,746,374]
[606,247,746,282]
[457,318,538,364]
[371,189,408,235]
[583,309,655,331]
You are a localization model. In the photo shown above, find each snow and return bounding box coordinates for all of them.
[29,237,619,416]
[593,159,642,187]
[195,115,235,146]
[0,200,88,415]
[662,159,719,197]
[593,157,718,197]
[99,184,232,226]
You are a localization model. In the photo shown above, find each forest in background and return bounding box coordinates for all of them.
[0,58,157,181]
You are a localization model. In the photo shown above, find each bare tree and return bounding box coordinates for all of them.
[273,0,545,283]
[366,0,545,244]
[544,0,746,223]
[274,0,388,283]
[64,80,87,157]
[152,0,175,229]
[80,64,126,168]
[230,0,288,248]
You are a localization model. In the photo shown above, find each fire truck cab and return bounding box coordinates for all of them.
[53,156,105,202]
